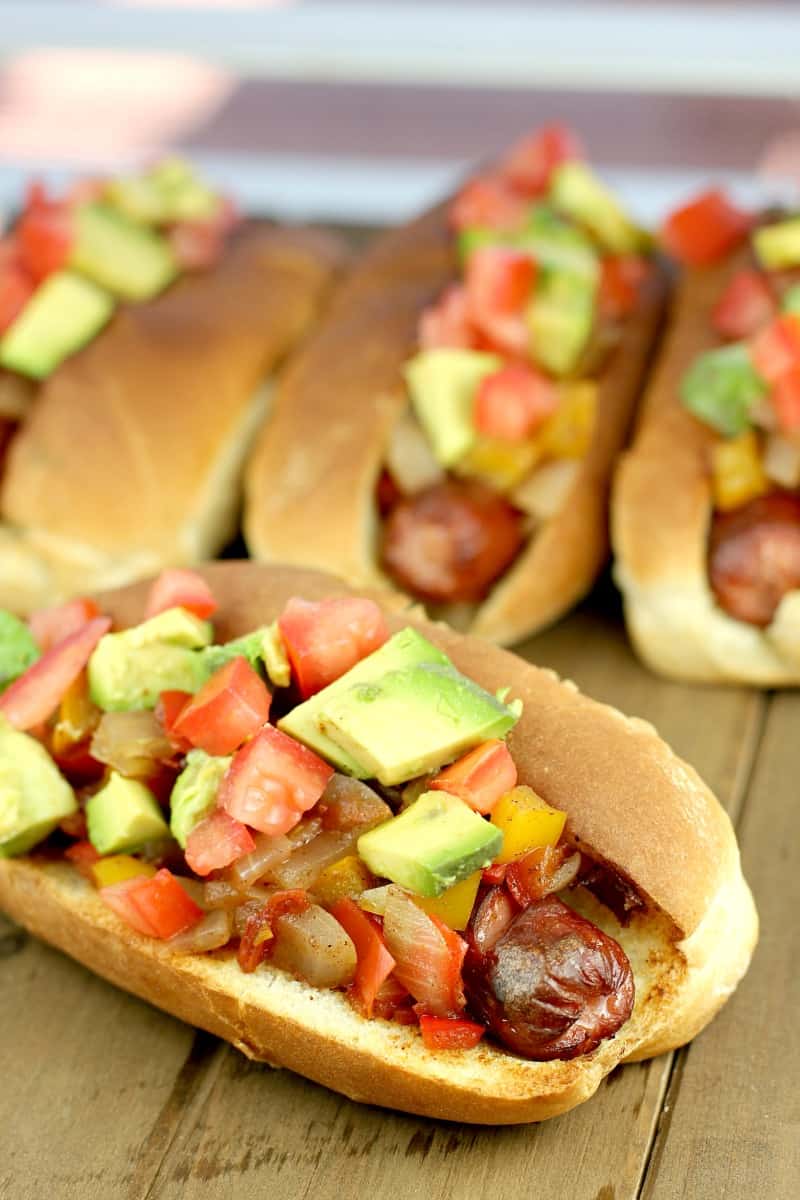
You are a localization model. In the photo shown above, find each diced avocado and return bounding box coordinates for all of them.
[550,162,641,254]
[88,607,213,711]
[106,159,221,226]
[0,717,77,857]
[457,225,500,265]
[71,203,178,301]
[169,749,231,849]
[202,627,269,675]
[517,205,600,280]
[279,627,450,775]
[527,269,597,376]
[357,791,502,897]
[681,344,766,436]
[0,270,113,380]
[318,662,519,786]
[754,218,800,271]
[0,611,39,691]
[86,771,169,855]
[405,348,502,468]
[782,283,800,315]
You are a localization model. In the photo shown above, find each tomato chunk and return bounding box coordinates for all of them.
[750,314,800,383]
[465,245,535,356]
[237,889,310,974]
[712,269,775,340]
[501,123,582,196]
[418,285,476,350]
[277,596,388,699]
[330,898,397,1018]
[418,1014,486,1051]
[661,189,751,266]
[145,568,218,621]
[382,888,467,1017]
[173,656,270,756]
[155,690,194,752]
[17,202,74,282]
[0,260,35,333]
[474,363,558,442]
[28,597,101,653]
[219,724,334,835]
[429,740,517,814]
[0,617,110,731]
[449,174,529,234]
[185,808,256,877]
[100,869,203,939]
[64,839,101,879]
[771,369,800,433]
[598,255,648,321]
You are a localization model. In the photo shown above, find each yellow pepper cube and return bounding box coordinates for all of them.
[456,436,543,491]
[52,674,98,754]
[90,855,156,889]
[539,381,597,460]
[417,870,482,930]
[711,430,769,512]
[313,854,373,905]
[491,786,567,864]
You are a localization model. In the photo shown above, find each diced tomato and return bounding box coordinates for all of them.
[750,314,800,383]
[712,269,775,341]
[237,889,310,974]
[449,174,529,234]
[418,285,477,350]
[17,202,73,282]
[59,808,88,839]
[661,189,752,267]
[100,868,203,939]
[0,260,35,333]
[502,123,583,196]
[464,245,536,356]
[144,568,218,621]
[429,740,517,814]
[219,724,334,836]
[28,597,101,653]
[598,255,648,321]
[482,862,507,886]
[474,363,558,442]
[155,690,193,752]
[184,807,256,877]
[418,1014,486,1051]
[330,898,396,1019]
[168,196,239,270]
[173,656,270,757]
[65,839,101,879]
[278,596,389,699]
[0,617,110,732]
[382,888,466,1017]
[51,739,103,785]
[24,180,49,212]
[771,369,800,433]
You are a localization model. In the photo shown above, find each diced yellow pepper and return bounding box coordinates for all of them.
[539,381,597,460]
[417,870,482,931]
[313,855,373,905]
[456,436,542,491]
[52,673,99,755]
[491,786,567,864]
[90,855,156,889]
[262,621,291,689]
[711,430,769,512]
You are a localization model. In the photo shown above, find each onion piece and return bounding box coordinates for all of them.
[385,411,444,495]
[267,830,356,890]
[511,459,580,521]
[319,774,391,830]
[165,908,232,955]
[204,879,275,910]
[763,432,800,488]
[174,876,209,910]
[90,711,174,778]
[229,833,293,888]
[358,885,391,915]
[272,904,357,988]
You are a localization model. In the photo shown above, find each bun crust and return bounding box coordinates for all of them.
[0,563,757,1122]
[0,226,346,613]
[612,246,800,683]
[244,204,668,646]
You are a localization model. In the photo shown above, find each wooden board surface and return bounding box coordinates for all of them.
[0,575,790,1200]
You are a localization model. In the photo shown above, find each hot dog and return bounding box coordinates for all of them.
[614,191,800,682]
[0,163,346,614]
[245,125,668,645]
[0,562,756,1123]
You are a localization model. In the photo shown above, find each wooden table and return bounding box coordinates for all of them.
[0,573,795,1200]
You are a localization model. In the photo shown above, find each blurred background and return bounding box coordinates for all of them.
[0,0,798,225]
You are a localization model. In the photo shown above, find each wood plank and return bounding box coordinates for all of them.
[142,598,762,1200]
[640,690,799,1200]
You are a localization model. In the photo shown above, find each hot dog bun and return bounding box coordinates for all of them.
[244,203,668,646]
[0,226,346,614]
[613,245,800,684]
[0,563,756,1123]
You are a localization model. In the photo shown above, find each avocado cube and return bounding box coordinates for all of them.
[169,749,231,849]
[86,772,169,856]
[278,627,451,775]
[357,791,502,897]
[0,611,40,690]
[527,269,596,377]
[88,607,214,712]
[0,270,114,380]
[71,202,178,301]
[754,218,800,270]
[680,344,766,436]
[549,162,642,255]
[318,662,519,786]
[0,718,77,857]
[405,348,502,468]
[781,284,800,315]
[517,205,600,281]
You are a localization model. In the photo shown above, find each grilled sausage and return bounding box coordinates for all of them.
[709,491,800,626]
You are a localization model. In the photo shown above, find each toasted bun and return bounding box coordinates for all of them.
[612,245,800,683]
[244,202,668,646]
[0,226,346,614]
[0,563,757,1122]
